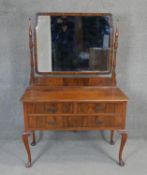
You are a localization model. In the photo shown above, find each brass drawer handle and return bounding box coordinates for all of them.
[95,105,105,112]
[95,119,103,124]
[48,120,56,125]
[47,108,57,113]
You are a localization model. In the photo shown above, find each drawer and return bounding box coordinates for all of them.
[77,102,119,114]
[27,102,73,114]
[28,114,121,129]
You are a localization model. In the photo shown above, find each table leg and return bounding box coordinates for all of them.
[22,132,32,168]
[31,131,36,146]
[118,130,128,166]
[110,130,115,145]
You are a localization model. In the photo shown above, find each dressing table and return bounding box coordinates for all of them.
[21,13,128,167]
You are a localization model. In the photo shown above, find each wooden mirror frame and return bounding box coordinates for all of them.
[30,12,117,76]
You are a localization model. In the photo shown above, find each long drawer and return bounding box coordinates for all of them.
[28,114,122,129]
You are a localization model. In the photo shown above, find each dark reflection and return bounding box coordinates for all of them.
[51,16,111,71]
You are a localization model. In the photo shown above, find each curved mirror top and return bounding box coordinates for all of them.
[35,13,113,73]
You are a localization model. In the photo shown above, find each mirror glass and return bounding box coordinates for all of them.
[36,14,112,73]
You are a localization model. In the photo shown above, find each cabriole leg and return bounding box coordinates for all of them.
[22,132,32,168]
[110,130,115,145]
[31,131,36,146]
[118,130,128,166]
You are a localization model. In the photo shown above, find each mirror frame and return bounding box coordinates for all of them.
[34,12,114,75]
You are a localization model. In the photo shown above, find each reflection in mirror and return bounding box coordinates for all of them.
[36,16,52,72]
[36,14,112,72]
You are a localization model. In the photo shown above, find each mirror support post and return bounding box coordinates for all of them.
[29,18,35,85]
[112,23,119,86]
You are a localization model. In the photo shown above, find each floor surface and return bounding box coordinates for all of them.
[0,131,147,175]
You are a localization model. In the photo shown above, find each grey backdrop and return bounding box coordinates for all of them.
[0,0,147,139]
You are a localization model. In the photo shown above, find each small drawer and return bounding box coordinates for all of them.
[28,115,64,129]
[77,103,117,114]
[27,102,73,114]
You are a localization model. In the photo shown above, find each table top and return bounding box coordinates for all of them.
[21,86,128,102]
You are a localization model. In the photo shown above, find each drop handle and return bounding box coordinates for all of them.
[47,108,57,113]
[95,105,105,112]
[48,120,56,125]
[95,118,103,124]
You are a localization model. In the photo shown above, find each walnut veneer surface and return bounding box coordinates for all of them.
[21,86,127,102]
[21,86,127,130]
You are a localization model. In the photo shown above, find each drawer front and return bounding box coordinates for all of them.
[77,102,118,114]
[27,102,73,114]
[28,114,121,129]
